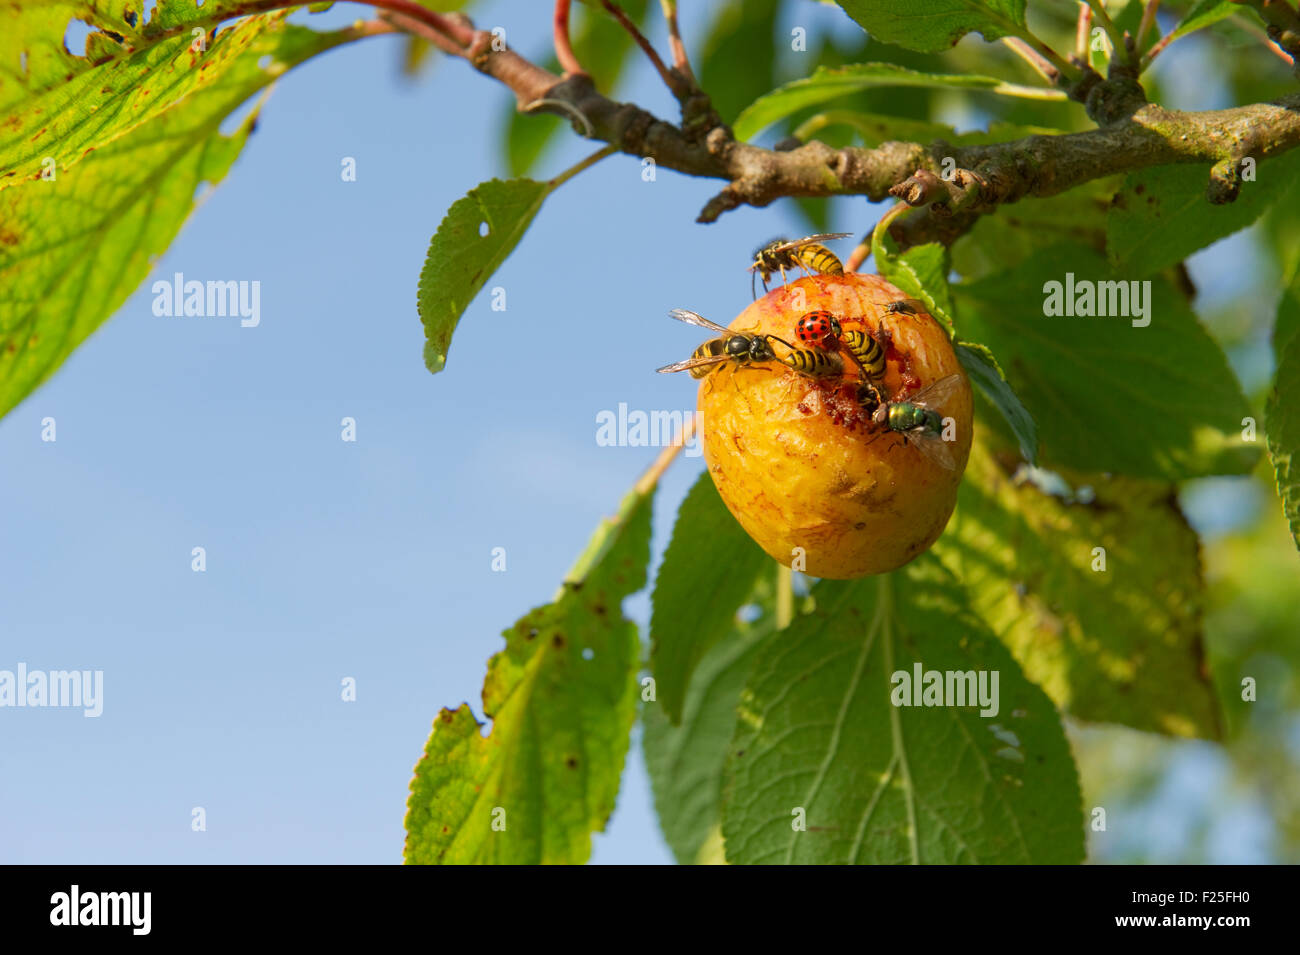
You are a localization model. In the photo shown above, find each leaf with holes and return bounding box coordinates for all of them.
[1107,151,1300,277]
[935,440,1220,737]
[418,178,553,374]
[0,4,320,188]
[0,20,354,421]
[832,1,1029,53]
[722,555,1083,864]
[404,485,653,864]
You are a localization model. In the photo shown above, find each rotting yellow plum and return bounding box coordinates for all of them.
[698,272,973,579]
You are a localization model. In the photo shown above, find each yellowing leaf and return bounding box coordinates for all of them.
[935,441,1221,737]
[0,3,305,188]
[0,19,355,420]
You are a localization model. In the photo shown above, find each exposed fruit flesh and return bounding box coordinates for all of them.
[698,273,973,579]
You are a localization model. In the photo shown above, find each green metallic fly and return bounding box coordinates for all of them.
[868,374,963,471]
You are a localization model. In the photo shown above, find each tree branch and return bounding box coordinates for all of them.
[421,12,1300,234]
[659,0,696,85]
[601,0,683,97]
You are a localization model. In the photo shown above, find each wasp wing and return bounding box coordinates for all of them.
[667,308,732,336]
[905,374,964,412]
[656,353,731,374]
[770,232,853,254]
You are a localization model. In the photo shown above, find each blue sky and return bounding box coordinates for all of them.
[0,0,852,865]
[0,0,1280,864]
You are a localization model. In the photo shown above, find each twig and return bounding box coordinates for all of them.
[844,238,870,274]
[1144,3,1294,69]
[659,0,696,84]
[1137,0,1161,50]
[1008,29,1078,80]
[378,8,464,56]
[1143,27,1177,65]
[1076,3,1094,62]
[601,0,685,97]
[1001,36,1061,84]
[1238,16,1300,64]
[632,416,695,496]
[373,6,1300,234]
[1087,0,1131,63]
[1233,0,1300,64]
[554,0,585,76]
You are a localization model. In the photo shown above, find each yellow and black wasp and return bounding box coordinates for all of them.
[657,308,842,379]
[795,310,888,379]
[749,233,852,298]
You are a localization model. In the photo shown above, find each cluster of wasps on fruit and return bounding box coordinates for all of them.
[657,233,962,471]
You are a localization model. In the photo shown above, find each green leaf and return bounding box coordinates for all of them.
[952,242,1259,479]
[1275,260,1300,364]
[952,183,1115,280]
[651,473,772,725]
[418,178,553,374]
[643,572,772,864]
[697,0,780,123]
[792,110,959,148]
[1267,335,1300,554]
[872,237,956,335]
[1162,0,1238,49]
[734,63,1059,141]
[722,556,1084,864]
[935,440,1221,737]
[956,342,1038,463]
[0,4,306,188]
[404,484,654,864]
[1107,151,1300,276]
[0,20,352,422]
[833,0,1029,53]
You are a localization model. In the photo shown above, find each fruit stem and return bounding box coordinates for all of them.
[549,144,620,189]
[775,565,794,629]
[632,416,696,496]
